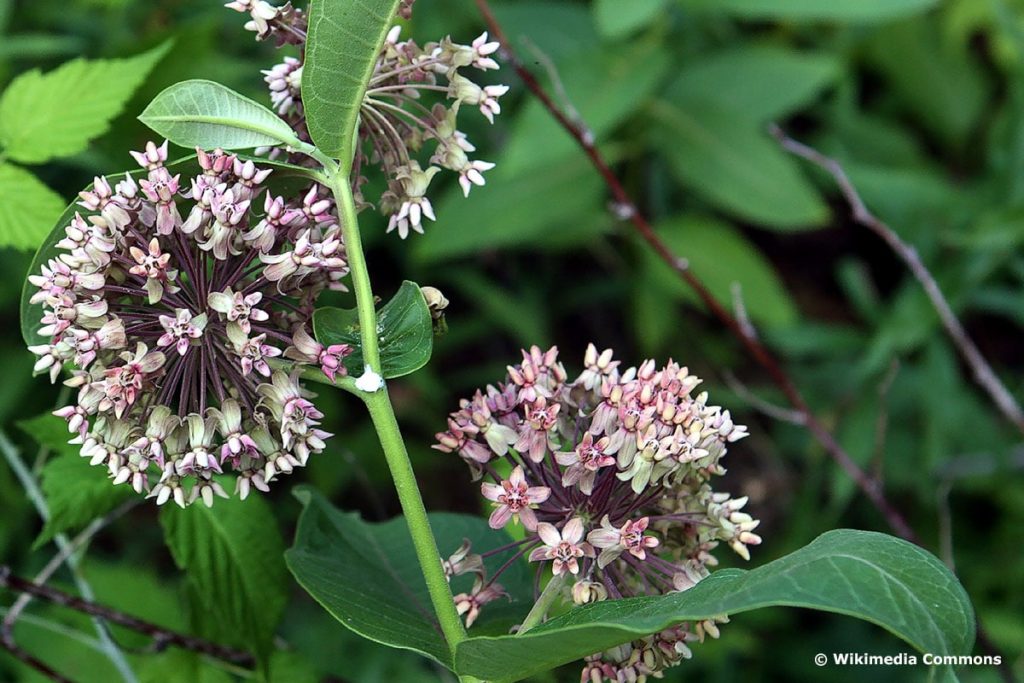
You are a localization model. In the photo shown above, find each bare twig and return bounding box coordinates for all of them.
[3,500,137,640]
[723,371,806,426]
[0,429,137,683]
[771,125,1024,437]
[473,0,917,543]
[0,567,254,667]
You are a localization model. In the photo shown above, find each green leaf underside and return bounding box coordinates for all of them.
[138,79,299,150]
[285,488,532,669]
[649,99,828,230]
[0,42,171,164]
[18,413,131,547]
[454,530,974,682]
[160,495,288,659]
[304,0,402,160]
[0,162,64,250]
[19,154,319,348]
[682,0,939,21]
[312,280,433,378]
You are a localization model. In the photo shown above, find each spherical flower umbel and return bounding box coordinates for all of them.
[28,143,354,508]
[434,345,759,681]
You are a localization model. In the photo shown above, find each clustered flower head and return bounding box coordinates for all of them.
[435,345,760,681]
[226,0,509,239]
[28,143,354,507]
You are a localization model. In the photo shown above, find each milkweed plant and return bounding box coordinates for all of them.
[14,0,979,681]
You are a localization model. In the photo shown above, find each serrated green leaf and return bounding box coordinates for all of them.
[649,99,828,230]
[0,162,64,250]
[455,530,974,682]
[593,0,667,39]
[160,495,288,659]
[16,413,132,548]
[682,0,939,22]
[665,45,841,123]
[312,280,433,378]
[285,488,532,670]
[304,0,402,160]
[645,214,797,327]
[0,42,170,164]
[138,80,300,151]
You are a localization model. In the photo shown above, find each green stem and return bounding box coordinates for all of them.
[324,169,467,654]
[518,573,567,635]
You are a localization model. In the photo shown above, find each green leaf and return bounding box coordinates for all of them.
[665,45,841,123]
[304,0,401,160]
[17,413,132,548]
[412,155,605,262]
[138,80,300,151]
[593,0,667,39]
[285,487,532,670]
[312,280,433,378]
[649,99,828,230]
[682,0,940,22]
[0,162,64,250]
[455,530,975,681]
[500,38,670,175]
[645,214,797,327]
[160,495,288,658]
[0,42,170,164]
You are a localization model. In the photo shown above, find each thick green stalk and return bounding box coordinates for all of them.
[325,169,467,654]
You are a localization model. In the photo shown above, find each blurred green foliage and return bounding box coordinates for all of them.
[1,0,1023,680]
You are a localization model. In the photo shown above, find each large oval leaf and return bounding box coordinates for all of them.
[312,280,433,378]
[454,530,975,682]
[304,0,401,161]
[284,488,532,669]
[138,80,300,150]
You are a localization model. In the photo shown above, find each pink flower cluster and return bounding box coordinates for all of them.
[27,143,354,507]
[436,345,760,680]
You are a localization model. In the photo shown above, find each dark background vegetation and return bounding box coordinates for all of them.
[1,0,1022,680]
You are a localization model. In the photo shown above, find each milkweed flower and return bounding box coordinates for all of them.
[28,144,353,507]
[434,345,759,680]
[226,0,508,238]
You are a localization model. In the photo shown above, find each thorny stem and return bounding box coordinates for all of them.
[0,429,138,683]
[471,0,918,544]
[323,166,467,655]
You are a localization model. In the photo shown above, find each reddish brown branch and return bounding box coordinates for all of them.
[473,0,916,543]
[771,125,1024,437]
[0,566,254,673]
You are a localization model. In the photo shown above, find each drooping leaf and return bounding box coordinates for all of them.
[454,530,975,682]
[138,80,300,151]
[593,0,667,39]
[312,280,433,378]
[19,154,318,348]
[0,42,170,164]
[160,495,288,658]
[285,487,532,669]
[18,413,132,548]
[649,99,828,230]
[665,45,841,123]
[644,214,798,328]
[0,162,64,250]
[303,0,402,160]
[682,0,940,22]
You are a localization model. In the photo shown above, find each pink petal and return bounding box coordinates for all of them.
[488,505,512,529]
